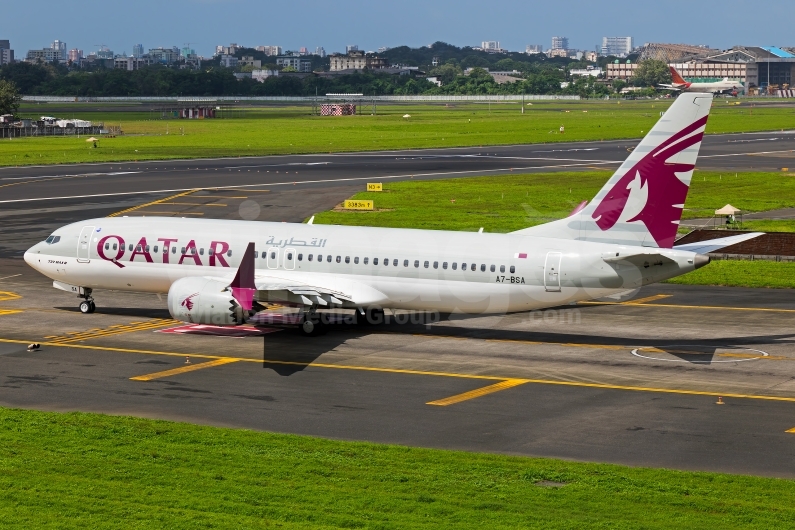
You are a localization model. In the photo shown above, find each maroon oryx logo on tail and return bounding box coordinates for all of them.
[181,293,199,311]
[591,116,708,248]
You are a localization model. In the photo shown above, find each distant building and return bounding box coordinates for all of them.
[0,40,13,65]
[219,55,239,68]
[329,50,387,71]
[551,36,569,50]
[256,45,282,56]
[299,47,308,56]
[252,69,279,82]
[569,66,603,77]
[377,46,390,53]
[181,47,195,58]
[216,43,241,56]
[525,44,543,54]
[601,37,633,57]
[276,56,312,72]
[149,47,180,64]
[239,56,261,68]
[68,49,83,63]
[346,44,359,54]
[51,39,67,58]
[426,76,442,87]
[585,51,598,62]
[25,48,64,63]
[481,41,501,52]
[114,57,148,71]
[132,44,144,58]
[94,47,114,60]
[547,48,570,58]
[315,46,326,58]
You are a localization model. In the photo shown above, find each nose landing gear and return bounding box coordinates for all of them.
[78,288,96,314]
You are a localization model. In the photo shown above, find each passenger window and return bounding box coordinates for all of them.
[172,247,176,254]
[480,264,486,272]
[327,255,332,262]
[500,265,505,273]
[384,258,389,266]
[433,261,438,269]
[298,254,303,261]
[403,259,408,267]
[308,254,313,261]
[287,253,293,260]
[364,257,369,264]
[136,245,142,252]
[490,265,495,272]
[472,264,477,271]
[354,257,359,264]
[424,261,429,268]
[452,263,457,270]
[374,258,379,265]
[270,252,276,259]
[345,256,350,264]
[336,256,341,263]
[113,243,117,251]
[129,244,134,251]
[414,260,419,268]
[317,254,322,261]
[254,251,258,258]
[209,248,215,255]
[462,263,467,270]
[393,259,398,266]
[443,262,448,269]
[104,243,109,250]
[180,247,186,254]
[510,265,515,273]
[154,246,158,253]
[146,245,150,252]
[227,250,232,257]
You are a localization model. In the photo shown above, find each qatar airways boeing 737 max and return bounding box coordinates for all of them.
[24,93,760,335]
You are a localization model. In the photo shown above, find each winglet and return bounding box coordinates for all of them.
[568,200,588,217]
[230,242,256,311]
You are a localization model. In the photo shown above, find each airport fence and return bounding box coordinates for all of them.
[22,95,581,104]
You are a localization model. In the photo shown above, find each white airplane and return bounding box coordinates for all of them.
[658,66,743,96]
[25,93,760,336]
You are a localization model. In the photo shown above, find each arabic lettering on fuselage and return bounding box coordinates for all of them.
[265,236,327,248]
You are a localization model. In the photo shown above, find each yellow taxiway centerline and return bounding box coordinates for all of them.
[427,379,528,406]
[622,294,673,305]
[2,338,795,403]
[0,310,22,316]
[108,188,199,217]
[786,427,795,433]
[130,358,240,381]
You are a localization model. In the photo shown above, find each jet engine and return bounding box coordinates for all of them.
[167,276,250,326]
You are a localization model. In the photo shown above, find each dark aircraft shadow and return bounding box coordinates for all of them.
[55,306,173,319]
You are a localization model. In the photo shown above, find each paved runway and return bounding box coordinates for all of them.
[1,260,795,477]
[2,131,795,477]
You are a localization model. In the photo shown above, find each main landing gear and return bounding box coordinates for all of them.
[78,288,96,314]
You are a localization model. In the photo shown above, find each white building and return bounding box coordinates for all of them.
[252,69,279,82]
[346,45,359,53]
[569,66,603,77]
[219,55,238,68]
[601,37,633,57]
[481,41,501,52]
[315,46,326,58]
[551,36,569,50]
[277,56,311,72]
[256,46,282,56]
[526,44,543,54]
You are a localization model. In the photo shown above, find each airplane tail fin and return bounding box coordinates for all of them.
[670,66,687,85]
[513,92,713,249]
[230,242,257,310]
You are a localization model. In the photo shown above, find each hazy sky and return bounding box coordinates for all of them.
[2,0,791,57]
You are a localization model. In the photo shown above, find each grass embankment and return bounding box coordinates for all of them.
[313,171,795,288]
[2,100,793,166]
[2,408,794,528]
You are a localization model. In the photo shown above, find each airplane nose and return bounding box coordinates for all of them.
[24,244,42,268]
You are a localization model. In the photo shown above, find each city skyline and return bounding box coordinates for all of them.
[2,0,792,59]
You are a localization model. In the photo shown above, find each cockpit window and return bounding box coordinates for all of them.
[44,235,61,244]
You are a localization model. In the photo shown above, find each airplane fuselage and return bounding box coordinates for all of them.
[25,217,701,315]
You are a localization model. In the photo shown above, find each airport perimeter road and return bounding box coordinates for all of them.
[1,261,795,477]
[1,130,793,205]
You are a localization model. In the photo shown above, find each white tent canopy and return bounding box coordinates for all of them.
[715,204,741,215]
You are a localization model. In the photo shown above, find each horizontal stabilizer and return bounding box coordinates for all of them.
[673,232,764,254]
[602,251,676,267]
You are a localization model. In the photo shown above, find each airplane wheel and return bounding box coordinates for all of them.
[88,301,96,313]
[79,301,91,314]
[299,317,327,337]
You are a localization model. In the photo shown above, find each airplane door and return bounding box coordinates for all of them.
[544,252,562,292]
[284,248,296,270]
[266,247,279,269]
[76,226,95,263]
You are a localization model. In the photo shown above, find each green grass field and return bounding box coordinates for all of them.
[312,171,795,288]
[2,407,794,528]
[2,100,793,166]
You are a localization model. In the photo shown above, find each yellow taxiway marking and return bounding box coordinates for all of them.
[581,299,795,313]
[428,379,528,406]
[622,294,672,305]
[108,189,199,217]
[130,358,239,381]
[131,211,205,215]
[158,202,228,206]
[46,319,178,344]
[0,291,22,302]
[786,427,795,433]
[194,195,248,199]
[0,310,22,316]
[2,338,795,403]
[412,333,627,351]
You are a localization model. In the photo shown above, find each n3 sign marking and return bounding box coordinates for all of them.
[367,183,383,192]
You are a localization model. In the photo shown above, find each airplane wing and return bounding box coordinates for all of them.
[673,232,764,254]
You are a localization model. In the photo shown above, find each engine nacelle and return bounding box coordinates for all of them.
[167,276,247,326]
